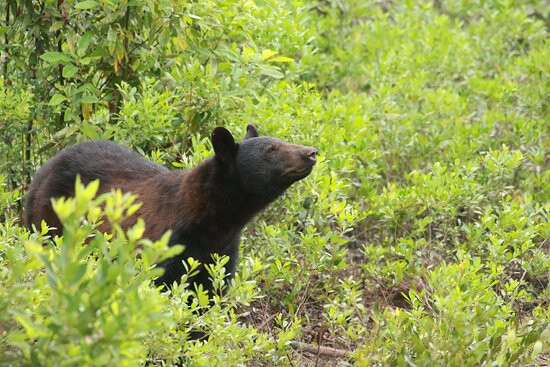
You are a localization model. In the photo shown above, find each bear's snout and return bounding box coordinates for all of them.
[279,145,318,182]
[302,147,318,165]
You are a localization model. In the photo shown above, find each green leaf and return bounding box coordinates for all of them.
[269,56,294,63]
[506,328,517,346]
[531,341,543,360]
[75,1,99,9]
[185,13,202,20]
[63,107,73,122]
[159,244,185,263]
[76,82,99,94]
[259,67,284,79]
[261,49,278,60]
[80,121,100,139]
[62,64,78,78]
[67,263,88,286]
[80,94,99,104]
[80,56,101,65]
[40,52,72,65]
[48,93,67,106]
[49,21,64,33]
[78,32,94,55]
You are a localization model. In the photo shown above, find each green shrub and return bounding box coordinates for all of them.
[356,256,549,366]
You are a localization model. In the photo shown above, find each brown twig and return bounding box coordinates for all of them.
[236,311,251,318]
[3,1,9,79]
[289,341,349,358]
[201,14,237,67]
[258,313,277,330]
[286,351,297,367]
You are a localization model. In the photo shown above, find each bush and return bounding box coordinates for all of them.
[356,256,548,366]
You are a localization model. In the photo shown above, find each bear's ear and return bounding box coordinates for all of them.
[212,127,237,161]
[244,124,260,139]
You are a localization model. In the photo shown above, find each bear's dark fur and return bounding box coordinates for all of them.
[24,125,317,292]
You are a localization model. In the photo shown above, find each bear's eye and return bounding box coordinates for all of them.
[266,145,278,153]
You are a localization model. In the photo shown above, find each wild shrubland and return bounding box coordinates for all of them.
[0,0,548,365]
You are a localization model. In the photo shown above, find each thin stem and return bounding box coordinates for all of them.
[3,1,9,79]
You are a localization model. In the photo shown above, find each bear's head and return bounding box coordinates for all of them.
[211,124,317,201]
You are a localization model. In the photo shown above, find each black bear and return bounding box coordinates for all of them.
[24,125,317,292]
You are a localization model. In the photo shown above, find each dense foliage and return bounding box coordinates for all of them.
[0,0,548,365]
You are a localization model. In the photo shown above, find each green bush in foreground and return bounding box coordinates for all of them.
[0,179,300,366]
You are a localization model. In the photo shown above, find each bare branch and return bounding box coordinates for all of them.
[289,341,349,359]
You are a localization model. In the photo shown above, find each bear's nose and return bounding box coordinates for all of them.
[304,148,318,164]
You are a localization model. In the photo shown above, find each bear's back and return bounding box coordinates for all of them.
[54,140,166,181]
[24,140,168,229]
